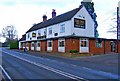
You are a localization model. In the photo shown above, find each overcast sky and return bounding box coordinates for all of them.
[0,0,119,42]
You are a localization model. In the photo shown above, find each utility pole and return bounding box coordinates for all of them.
[117,2,120,53]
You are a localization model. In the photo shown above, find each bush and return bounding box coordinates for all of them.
[10,41,18,49]
[69,50,78,53]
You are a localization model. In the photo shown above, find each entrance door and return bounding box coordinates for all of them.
[80,38,89,53]
[110,41,116,52]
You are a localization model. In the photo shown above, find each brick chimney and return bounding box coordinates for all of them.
[52,9,56,18]
[43,14,47,21]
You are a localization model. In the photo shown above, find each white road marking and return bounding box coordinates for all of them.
[3,51,87,81]
[2,50,119,79]
[0,65,13,81]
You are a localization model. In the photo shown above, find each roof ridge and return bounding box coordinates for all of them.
[26,6,83,33]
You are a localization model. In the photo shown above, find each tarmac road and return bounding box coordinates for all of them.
[1,48,119,80]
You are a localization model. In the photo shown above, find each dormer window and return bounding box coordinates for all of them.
[74,18,85,29]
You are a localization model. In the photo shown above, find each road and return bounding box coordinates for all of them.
[0,48,119,80]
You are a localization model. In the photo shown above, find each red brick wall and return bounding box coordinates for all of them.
[34,42,37,51]
[104,40,111,53]
[53,39,58,52]
[27,42,31,50]
[118,41,120,53]
[89,39,104,54]
[65,38,79,53]
[41,41,47,52]
[65,38,72,52]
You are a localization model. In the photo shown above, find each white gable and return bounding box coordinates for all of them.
[71,6,95,37]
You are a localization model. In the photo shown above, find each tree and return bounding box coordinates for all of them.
[81,0,99,38]
[1,25,18,43]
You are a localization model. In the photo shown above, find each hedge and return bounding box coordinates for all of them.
[69,50,78,53]
[10,41,19,49]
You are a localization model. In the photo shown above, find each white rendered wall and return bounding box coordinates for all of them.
[71,6,95,37]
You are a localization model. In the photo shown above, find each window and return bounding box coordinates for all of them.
[59,39,65,47]
[80,38,88,47]
[26,43,29,47]
[74,18,85,28]
[32,32,36,37]
[38,30,41,36]
[44,29,47,35]
[60,24,65,33]
[96,39,102,48]
[48,40,52,47]
[37,42,40,47]
[48,28,52,35]
[27,33,30,38]
[31,42,34,47]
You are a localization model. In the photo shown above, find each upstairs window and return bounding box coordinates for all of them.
[74,18,85,29]
[60,24,65,33]
[38,30,41,36]
[48,28,52,35]
[32,32,36,37]
[44,29,47,35]
[27,33,30,39]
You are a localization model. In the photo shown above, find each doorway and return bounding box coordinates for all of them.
[110,41,116,52]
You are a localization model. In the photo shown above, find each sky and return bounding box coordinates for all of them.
[0,0,119,42]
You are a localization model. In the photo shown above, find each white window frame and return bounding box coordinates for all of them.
[47,40,53,47]
[58,39,65,47]
[80,38,88,47]
[48,27,52,35]
[96,41,102,48]
[58,38,65,52]
[31,42,34,47]
[37,41,40,47]
[60,24,65,33]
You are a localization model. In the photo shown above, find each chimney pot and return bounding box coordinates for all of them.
[43,14,47,21]
[52,9,56,18]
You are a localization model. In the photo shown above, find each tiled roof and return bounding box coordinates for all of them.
[19,34,26,41]
[26,6,83,33]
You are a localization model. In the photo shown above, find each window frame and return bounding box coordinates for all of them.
[48,27,52,35]
[80,38,88,47]
[31,42,34,47]
[27,33,30,39]
[96,40,102,48]
[38,30,41,37]
[47,40,52,47]
[74,18,85,29]
[59,39,65,47]
[60,24,65,33]
[37,42,40,47]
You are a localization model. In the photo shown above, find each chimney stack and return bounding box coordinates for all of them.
[43,14,47,21]
[52,9,56,18]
